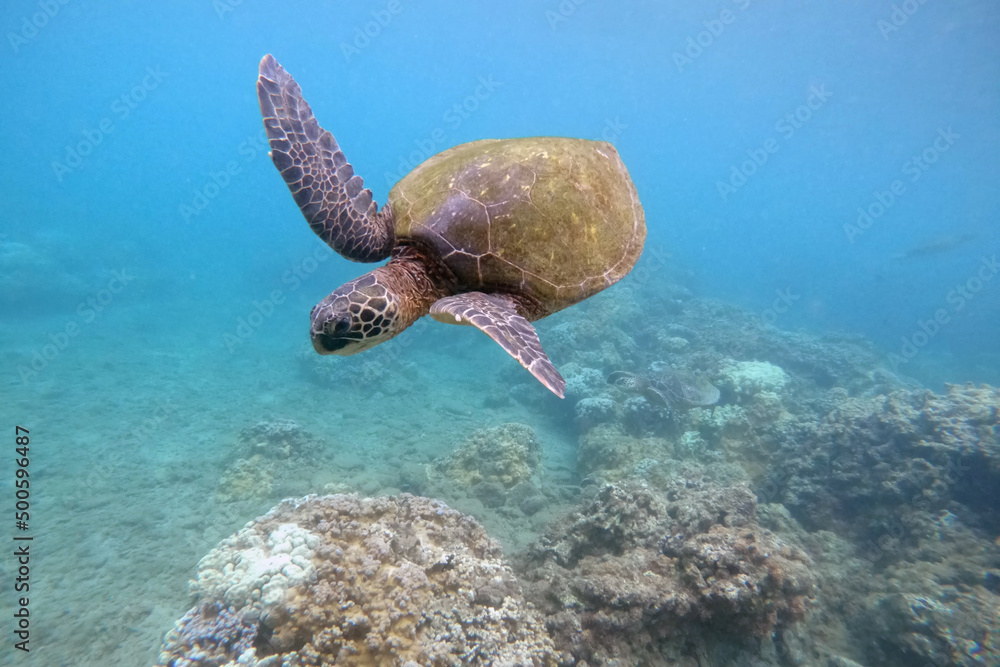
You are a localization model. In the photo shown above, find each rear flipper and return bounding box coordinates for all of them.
[430,292,565,398]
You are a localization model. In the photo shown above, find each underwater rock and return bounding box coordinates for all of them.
[922,383,1000,503]
[156,494,556,667]
[471,480,507,508]
[675,429,715,461]
[829,496,1000,666]
[436,422,541,489]
[519,492,548,516]
[688,403,753,443]
[515,473,815,665]
[665,298,903,395]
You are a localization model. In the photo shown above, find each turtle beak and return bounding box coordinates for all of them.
[311,315,357,355]
[312,331,351,354]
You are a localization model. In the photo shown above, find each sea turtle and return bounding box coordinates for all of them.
[257,55,646,397]
[608,368,720,408]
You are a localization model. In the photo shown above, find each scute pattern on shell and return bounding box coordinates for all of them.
[391,137,646,315]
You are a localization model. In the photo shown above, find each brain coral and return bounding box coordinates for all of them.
[155,494,555,667]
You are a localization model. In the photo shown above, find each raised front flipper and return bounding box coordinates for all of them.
[430,292,565,398]
[257,54,394,262]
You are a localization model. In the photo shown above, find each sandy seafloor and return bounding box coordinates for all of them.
[0,298,583,666]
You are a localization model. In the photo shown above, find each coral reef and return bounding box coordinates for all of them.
[233,419,324,461]
[859,562,1000,666]
[650,297,904,395]
[217,420,325,502]
[744,382,1000,666]
[561,363,608,402]
[576,424,671,480]
[513,279,997,664]
[766,384,1000,536]
[573,396,616,426]
[162,276,1000,667]
[514,468,815,665]
[716,359,789,401]
[156,494,556,667]
[157,602,258,667]
[217,455,274,503]
[435,423,541,489]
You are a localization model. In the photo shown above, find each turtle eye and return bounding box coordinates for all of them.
[326,317,352,335]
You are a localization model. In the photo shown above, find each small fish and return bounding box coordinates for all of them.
[892,232,976,261]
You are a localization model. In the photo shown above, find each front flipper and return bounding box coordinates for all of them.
[430,292,566,398]
[257,54,394,262]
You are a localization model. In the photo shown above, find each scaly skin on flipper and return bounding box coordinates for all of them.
[257,55,394,262]
[431,292,566,398]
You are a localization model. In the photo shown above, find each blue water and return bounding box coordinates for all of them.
[5,0,999,384]
[1,1,998,665]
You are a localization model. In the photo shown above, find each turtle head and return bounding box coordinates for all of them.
[310,273,404,356]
